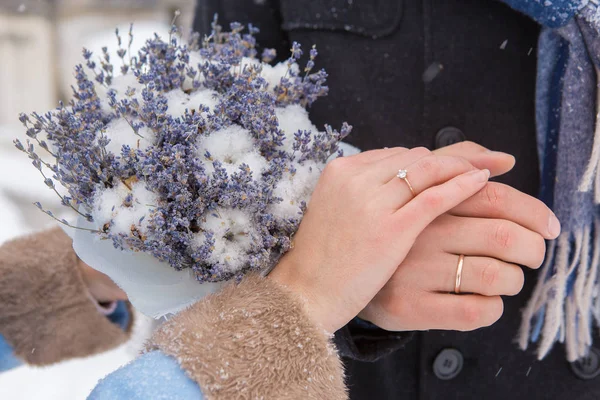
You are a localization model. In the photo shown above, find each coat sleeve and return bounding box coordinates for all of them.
[90,274,347,400]
[88,351,204,400]
[0,300,131,373]
[334,319,415,362]
[0,228,133,368]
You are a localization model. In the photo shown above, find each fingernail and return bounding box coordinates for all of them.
[485,150,509,155]
[548,212,561,238]
[470,169,490,182]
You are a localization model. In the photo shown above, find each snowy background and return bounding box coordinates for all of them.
[0,1,193,398]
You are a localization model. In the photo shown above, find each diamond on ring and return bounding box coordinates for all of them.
[396,169,416,196]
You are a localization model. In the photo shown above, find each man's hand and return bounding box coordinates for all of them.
[359,141,560,331]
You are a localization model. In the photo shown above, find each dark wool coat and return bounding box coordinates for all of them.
[193,1,600,399]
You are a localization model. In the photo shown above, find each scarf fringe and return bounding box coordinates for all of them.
[518,222,600,361]
[578,67,600,202]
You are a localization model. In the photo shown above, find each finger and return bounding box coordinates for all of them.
[432,254,524,296]
[450,182,561,239]
[433,215,546,269]
[390,169,490,240]
[433,141,515,177]
[367,146,432,183]
[348,146,408,164]
[413,293,504,331]
[377,155,477,209]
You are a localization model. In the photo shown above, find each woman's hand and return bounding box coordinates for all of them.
[269,147,490,333]
[358,142,560,332]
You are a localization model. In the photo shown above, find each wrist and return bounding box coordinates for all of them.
[269,256,335,333]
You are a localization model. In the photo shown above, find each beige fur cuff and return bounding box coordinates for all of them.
[148,274,347,400]
[0,228,132,366]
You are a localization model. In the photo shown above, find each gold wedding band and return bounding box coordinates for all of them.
[396,169,416,196]
[454,254,465,294]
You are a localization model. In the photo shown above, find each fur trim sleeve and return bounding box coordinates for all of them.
[0,228,133,366]
[147,274,347,400]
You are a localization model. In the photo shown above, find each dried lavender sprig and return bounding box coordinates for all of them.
[33,202,100,233]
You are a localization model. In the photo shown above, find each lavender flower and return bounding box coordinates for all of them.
[17,15,351,284]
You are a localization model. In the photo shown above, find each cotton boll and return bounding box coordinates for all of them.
[195,208,257,273]
[182,52,207,91]
[270,161,322,222]
[91,180,159,238]
[165,89,220,118]
[187,89,220,114]
[130,182,159,232]
[110,73,144,95]
[100,117,156,157]
[164,89,192,118]
[275,104,318,153]
[198,125,268,176]
[239,57,261,72]
[269,177,298,221]
[96,73,144,114]
[91,184,128,230]
[261,61,299,91]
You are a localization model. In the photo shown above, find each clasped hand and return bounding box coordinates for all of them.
[271,142,560,334]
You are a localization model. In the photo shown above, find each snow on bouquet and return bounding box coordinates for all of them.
[15,16,358,317]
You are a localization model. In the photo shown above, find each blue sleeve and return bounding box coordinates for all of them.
[106,300,131,331]
[0,300,131,373]
[0,335,22,372]
[88,351,204,400]
[500,0,580,28]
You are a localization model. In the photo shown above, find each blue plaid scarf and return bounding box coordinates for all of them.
[499,0,600,361]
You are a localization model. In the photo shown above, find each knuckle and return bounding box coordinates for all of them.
[415,155,439,176]
[379,291,413,322]
[480,260,501,292]
[458,301,482,329]
[490,221,512,250]
[323,157,346,177]
[410,146,432,160]
[458,298,504,331]
[456,156,474,170]
[420,191,445,211]
[482,183,505,209]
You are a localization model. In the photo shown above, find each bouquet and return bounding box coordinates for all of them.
[15,15,356,317]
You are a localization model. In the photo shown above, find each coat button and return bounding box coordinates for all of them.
[435,127,466,149]
[571,347,600,380]
[433,348,464,380]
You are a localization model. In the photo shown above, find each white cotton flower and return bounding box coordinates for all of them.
[164,88,191,117]
[188,89,220,114]
[182,52,207,91]
[239,57,261,71]
[261,61,299,91]
[165,88,220,118]
[99,117,156,157]
[91,179,158,237]
[194,208,257,273]
[270,160,322,222]
[96,73,144,114]
[275,104,319,153]
[198,125,268,177]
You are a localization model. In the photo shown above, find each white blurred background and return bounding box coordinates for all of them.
[0,0,194,398]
